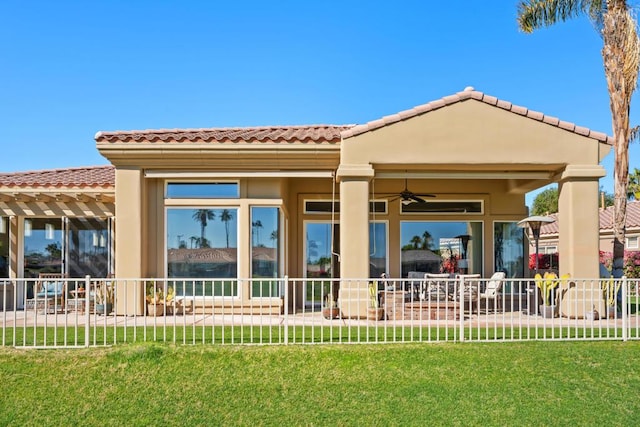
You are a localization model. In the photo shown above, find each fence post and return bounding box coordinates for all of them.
[84,275,91,348]
[283,275,289,345]
[458,276,465,342]
[622,276,628,342]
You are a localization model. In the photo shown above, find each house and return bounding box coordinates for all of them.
[536,200,640,255]
[0,87,613,316]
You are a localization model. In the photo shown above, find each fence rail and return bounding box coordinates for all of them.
[0,276,638,348]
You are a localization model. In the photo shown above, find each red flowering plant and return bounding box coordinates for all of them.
[528,253,559,271]
[543,250,640,279]
[441,253,459,274]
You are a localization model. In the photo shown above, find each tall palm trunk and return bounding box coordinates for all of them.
[603,1,634,277]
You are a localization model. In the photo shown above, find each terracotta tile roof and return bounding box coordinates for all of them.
[95,88,612,147]
[95,125,354,144]
[0,165,114,188]
[540,200,640,235]
[340,87,614,144]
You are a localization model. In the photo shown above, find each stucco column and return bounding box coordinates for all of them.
[336,164,374,318]
[114,167,145,315]
[558,164,606,317]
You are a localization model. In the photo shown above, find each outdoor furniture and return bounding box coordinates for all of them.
[423,273,452,301]
[406,271,426,301]
[67,280,100,314]
[25,273,67,313]
[456,274,481,314]
[479,272,506,313]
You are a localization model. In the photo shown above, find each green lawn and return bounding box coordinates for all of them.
[1,341,640,426]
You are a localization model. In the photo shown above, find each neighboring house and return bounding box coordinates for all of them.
[536,200,640,254]
[0,88,613,316]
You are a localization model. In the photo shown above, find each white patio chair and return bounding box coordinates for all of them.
[479,272,506,313]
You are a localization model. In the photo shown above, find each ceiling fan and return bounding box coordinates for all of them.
[382,178,436,204]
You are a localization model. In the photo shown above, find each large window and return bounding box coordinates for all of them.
[68,218,110,278]
[369,222,388,277]
[494,222,525,293]
[400,221,482,277]
[23,218,63,279]
[251,207,280,297]
[167,208,238,296]
[305,223,339,279]
[304,221,387,303]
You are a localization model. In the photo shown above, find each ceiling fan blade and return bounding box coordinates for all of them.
[413,193,436,198]
[410,195,427,204]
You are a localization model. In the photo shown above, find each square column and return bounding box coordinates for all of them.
[114,167,145,315]
[558,164,606,317]
[336,164,374,318]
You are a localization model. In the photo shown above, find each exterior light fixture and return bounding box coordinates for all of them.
[24,219,32,237]
[517,215,555,275]
[455,234,471,272]
[0,217,5,234]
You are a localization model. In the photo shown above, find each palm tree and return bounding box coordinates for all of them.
[220,209,233,248]
[410,235,422,250]
[518,0,640,278]
[252,220,263,246]
[270,230,278,247]
[421,231,433,250]
[189,236,198,249]
[192,209,215,248]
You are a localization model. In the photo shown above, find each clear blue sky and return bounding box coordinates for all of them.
[2,0,639,206]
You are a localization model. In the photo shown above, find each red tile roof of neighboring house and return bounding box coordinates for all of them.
[540,200,640,235]
[95,125,354,144]
[0,165,115,188]
[340,87,614,144]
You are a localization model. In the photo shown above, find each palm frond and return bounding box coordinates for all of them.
[517,0,599,33]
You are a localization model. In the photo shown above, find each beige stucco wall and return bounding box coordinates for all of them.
[341,101,607,167]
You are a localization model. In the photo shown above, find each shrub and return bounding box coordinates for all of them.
[624,251,640,278]
[528,253,559,271]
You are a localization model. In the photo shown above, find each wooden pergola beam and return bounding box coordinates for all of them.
[14,193,35,202]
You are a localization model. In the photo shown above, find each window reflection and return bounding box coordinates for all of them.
[68,218,109,278]
[400,221,482,277]
[494,222,524,283]
[251,207,280,297]
[167,208,239,296]
[23,218,62,278]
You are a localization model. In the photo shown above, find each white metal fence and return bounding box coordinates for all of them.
[0,275,638,348]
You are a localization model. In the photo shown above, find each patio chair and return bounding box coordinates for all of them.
[26,273,67,313]
[456,274,481,314]
[423,273,451,301]
[479,272,506,313]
